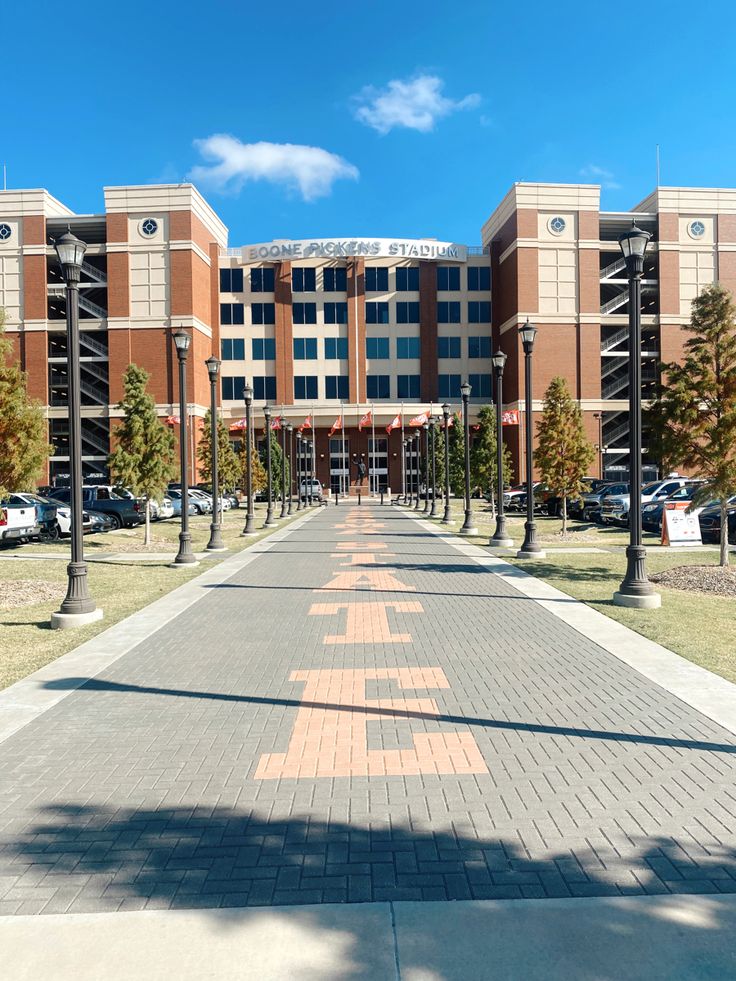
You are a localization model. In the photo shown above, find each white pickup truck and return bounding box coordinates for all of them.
[0,495,42,542]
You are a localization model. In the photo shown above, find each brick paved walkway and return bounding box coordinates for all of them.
[1,503,736,915]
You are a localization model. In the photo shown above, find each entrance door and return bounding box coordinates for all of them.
[329,437,349,494]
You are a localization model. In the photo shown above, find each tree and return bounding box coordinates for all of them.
[108,364,176,544]
[648,282,736,566]
[470,404,512,513]
[447,413,466,497]
[535,376,595,534]
[260,430,289,499]
[238,439,266,493]
[197,409,241,492]
[0,310,52,498]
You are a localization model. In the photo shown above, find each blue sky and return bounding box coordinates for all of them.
[3,1,735,246]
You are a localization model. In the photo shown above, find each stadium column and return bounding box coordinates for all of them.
[419,261,438,402]
[275,261,294,405]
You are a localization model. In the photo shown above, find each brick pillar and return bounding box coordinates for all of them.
[419,261,438,401]
[347,259,366,405]
[275,262,293,404]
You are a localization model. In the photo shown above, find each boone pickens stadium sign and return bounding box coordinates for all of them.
[242,238,468,263]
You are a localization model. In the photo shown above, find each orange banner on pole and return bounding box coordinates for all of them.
[386,413,401,434]
[409,410,430,427]
[359,410,372,431]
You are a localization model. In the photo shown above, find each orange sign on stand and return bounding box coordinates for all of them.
[661,501,702,547]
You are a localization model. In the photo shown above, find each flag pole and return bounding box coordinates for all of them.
[400,401,405,502]
[341,401,346,497]
[371,402,375,495]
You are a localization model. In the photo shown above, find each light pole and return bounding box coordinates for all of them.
[516,320,545,559]
[263,405,277,527]
[50,230,103,628]
[459,381,477,535]
[442,403,451,524]
[614,223,661,609]
[429,418,438,517]
[413,432,422,511]
[169,329,199,567]
[205,356,226,551]
[279,416,288,519]
[287,423,294,515]
[241,384,256,535]
[422,422,430,514]
[401,438,407,504]
[295,431,303,511]
[594,412,604,479]
[491,351,513,547]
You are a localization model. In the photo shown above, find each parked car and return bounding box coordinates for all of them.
[150,496,175,521]
[600,477,703,527]
[86,510,115,534]
[641,483,712,534]
[0,495,42,543]
[167,490,197,516]
[196,485,236,510]
[698,498,736,544]
[299,479,324,502]
[49,486,143,530]
[574,482,630,523]
[188,489,213,514]
[12,493,59,540]
[503,483,542,512]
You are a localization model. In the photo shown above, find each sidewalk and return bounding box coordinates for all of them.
[1,503,736,977]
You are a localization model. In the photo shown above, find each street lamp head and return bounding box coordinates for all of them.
[296,431,302,442]
[442,402,450,419]
[460,380,471,400]
[205,356,221,381]
[264,404,271,421]
[618,221,651,261]
[172,329,191,360]
[53,228,87,282]
[491,350,507,373]
[243,383,253,406]
[286,422,293,433]
[519,319,537,354]
[423,421,429,431]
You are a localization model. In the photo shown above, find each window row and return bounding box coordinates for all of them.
[221,265,490,295]
[437,373,492,399]
[221,372,492,402]
[221,376,276,401]
[366,336,421,360]
[222,337,350,361]
[222,299,490,326]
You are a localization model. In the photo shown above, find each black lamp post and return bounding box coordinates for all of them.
[241,384,256,535]
[491,351,513,547]
[413,433,422,511]
[263,405,277,527]
[401,438,407,504]
[429,418,438,517]
[614,223,661,609]
[287,423,294,515]
[50,230,103,628]
[422,422,430,514]
[170,329,199,567]
[295,432,303,511]
[459,381,477,535]
[516,320,545,559]
[279,417,288,519]
[441,403,451,524]
[205,356,226,551]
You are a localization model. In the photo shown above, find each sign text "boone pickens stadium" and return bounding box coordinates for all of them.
[242,238,469,263]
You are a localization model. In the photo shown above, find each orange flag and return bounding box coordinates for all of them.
[409,409,430,427]
[359,409,372,431]
[386,413,401,434]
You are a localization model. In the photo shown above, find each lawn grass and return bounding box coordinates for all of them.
[0,504,309,690]
[415,503,736,684]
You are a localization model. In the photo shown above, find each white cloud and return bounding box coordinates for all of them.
[579,165,622,191]
[353,74,480,134]
[188,135,359,201]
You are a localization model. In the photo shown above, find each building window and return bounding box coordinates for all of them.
[222,376,246,400]
[395,267,419,291]
[366,336,390,359]
[140,218,158,237]
[366,374,390,399]
[365,301,389,324]
[221,338,245,360]
[397,375,421,399]
[0,223,12,241]
[467,266,490,291]
[293,302,317,324]
[220,268,244,293]
[252,302,275,325]
[325,337,349,359]
[251,268,275,292]
[365,267,389,291]
[437,266,460,291]
[294,375,318,399]
[252,338,276,360]
[437,336,461,359]
[468,336,492,358]
[326,375,349,399]
[324,301,348,324]
[438,374,462,399]
[468,301,491,323]
[396,301,420,324]
[253,376,277,401]
[437,301,461,324]
[220,303,245,325]
[548,216,566,235]
[397,336,421,359]
[292,267,316,292]
[323,267,347,291]
[469,373,492,398]
[293,337,318,360]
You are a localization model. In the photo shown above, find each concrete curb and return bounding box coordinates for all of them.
[0,507,320,746]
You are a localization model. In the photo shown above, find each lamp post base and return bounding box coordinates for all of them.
[240,515,257,537]
[264,519,279,528]
[490,537,514,548]
[206,524,227,552]
[613,590,662,609]
[169,559,200,569]
[458,526,478,537]
[51,608,104,630]
[516,547,546,559]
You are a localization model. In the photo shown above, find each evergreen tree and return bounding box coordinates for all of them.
[447,412,466,497]
[238,439,267,493]
[648,282,736,566]
[260,430,289,500]
[470,404,512,513]
[535,376,595,533]
[197,409,241,492]
[0,311,52,498]
[108,364,176,544]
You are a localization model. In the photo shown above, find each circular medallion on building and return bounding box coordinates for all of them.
[140,217,159,237]
[0,223,12,241]
[548,216,566,235]
[688,220,706,239]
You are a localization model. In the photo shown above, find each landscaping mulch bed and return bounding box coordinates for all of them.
[651,565,736,598]
[0,580,63,610]
[540,532,601,544]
